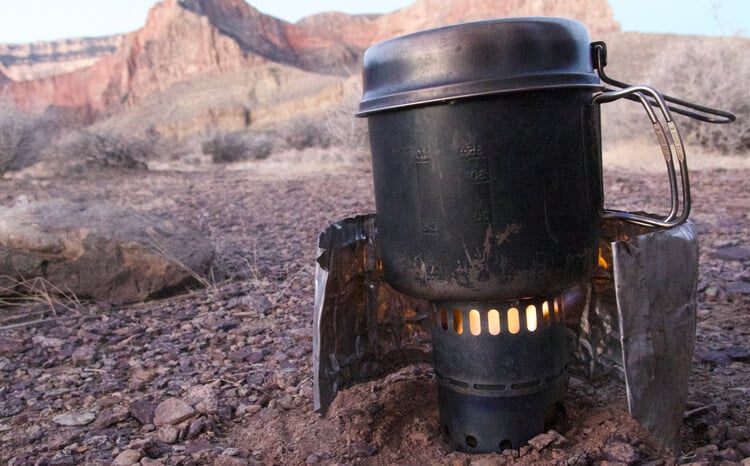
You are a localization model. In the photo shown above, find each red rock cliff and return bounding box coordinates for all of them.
[1,0,620,114]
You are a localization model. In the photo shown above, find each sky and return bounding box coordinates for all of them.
[0,0,747,44]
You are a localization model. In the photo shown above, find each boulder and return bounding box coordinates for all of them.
[0,201,214,304]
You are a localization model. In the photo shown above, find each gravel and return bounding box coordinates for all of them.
[0,160,748,465]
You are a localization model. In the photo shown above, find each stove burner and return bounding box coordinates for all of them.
[430,295,568,452]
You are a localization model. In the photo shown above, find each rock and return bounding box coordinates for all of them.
[221,448,241,457]
[140,458,166,466]
[737,441,750,456]
[228,347,255,362]
[0,202,214,304]
[697,350,734,366]
[728,347,750,363]
[693,444,719,460]
[528,430,568,450]
[52,411,96,426]
[210,319,240,332]
[742,458,750,466]
[713,239,740,248]
[235,404,261,418]
[0,337,25,356]
[347,441,377,458]
[710,425,729,442]
[4,0,619,120]
[713,246,750,262]
[157,425,180,444]
[144,440,173,458]
[728,426,750,441]
[94,406,130,428]
[31,335,65,348]
[717,447,743,462]
[184,385,219,414]
[71,344,97,366]
[728,282,750,295]
[185,439,213,455]
[0,36,123,82]
[705,287,720,299]
[603,441,639,465]
[214,456,249,466]
[154,398,195,426]
[187,417,209,439]
[130,399,157,425]
[112,448,143,465]
[48,455,76,466]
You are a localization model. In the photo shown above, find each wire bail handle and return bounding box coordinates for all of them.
[590,41,736,228]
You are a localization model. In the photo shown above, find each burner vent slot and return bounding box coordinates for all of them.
[434,298,564,336]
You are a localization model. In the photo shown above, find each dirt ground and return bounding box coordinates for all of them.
[0,145,748,465]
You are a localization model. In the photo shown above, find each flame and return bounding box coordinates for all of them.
[469,309,481,336]
[507,307,520,334]
[597,247,609,269]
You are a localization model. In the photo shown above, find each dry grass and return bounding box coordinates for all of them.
[0,275,84,330]
[144,228,220,294]
[603,138,750,173]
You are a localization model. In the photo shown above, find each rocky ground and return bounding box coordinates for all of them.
[0,149,748,465]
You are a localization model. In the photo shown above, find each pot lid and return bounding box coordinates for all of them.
[358,17,601,116]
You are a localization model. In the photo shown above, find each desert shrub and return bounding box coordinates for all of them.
[0,100,56,173]
[324,78,369,160]
[58,129,149,169]
[282,116,332,151]
[202,131,273,163]
[600,34,749,154]
[660,42,749,153]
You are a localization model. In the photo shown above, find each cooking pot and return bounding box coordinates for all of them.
[359,17,733,301]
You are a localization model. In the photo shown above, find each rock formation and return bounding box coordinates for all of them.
[0,0,620,117]
[0,35,124,81]
[0,201,215,304]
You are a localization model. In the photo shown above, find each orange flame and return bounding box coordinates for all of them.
[597,247,609,269]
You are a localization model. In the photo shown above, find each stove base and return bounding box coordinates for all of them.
[437,376,566,453]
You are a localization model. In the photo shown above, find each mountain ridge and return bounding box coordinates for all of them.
[0,0,620,117]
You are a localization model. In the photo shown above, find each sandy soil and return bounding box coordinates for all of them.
[0,145,748,465]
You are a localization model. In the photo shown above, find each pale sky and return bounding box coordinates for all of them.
[0,0,747,44]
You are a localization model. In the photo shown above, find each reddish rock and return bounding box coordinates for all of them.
[153,397,196,426]
[0,0,620,116]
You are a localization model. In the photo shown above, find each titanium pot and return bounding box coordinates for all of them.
[358,17,733,302]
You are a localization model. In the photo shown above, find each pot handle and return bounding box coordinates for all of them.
[593,86,689,228]
[591,42,736,124]
[590,41,736,228]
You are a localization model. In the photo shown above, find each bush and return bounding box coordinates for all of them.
[600,34,749,154]
[201,131,273,163]
[0,100,54,173]
[662,42,749,153]
[324,78,369,160]
[282,117,332,151]
[58,129,150,169]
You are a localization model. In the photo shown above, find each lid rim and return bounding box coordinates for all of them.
[358,73,602,116]
[360,17,597,116]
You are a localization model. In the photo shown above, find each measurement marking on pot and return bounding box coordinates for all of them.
[457,143,485,158]
[472,209,490,223]
[415,147,432,161]
[422,221,438,234]
[464,157,490,184]
[415,150,439,235]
